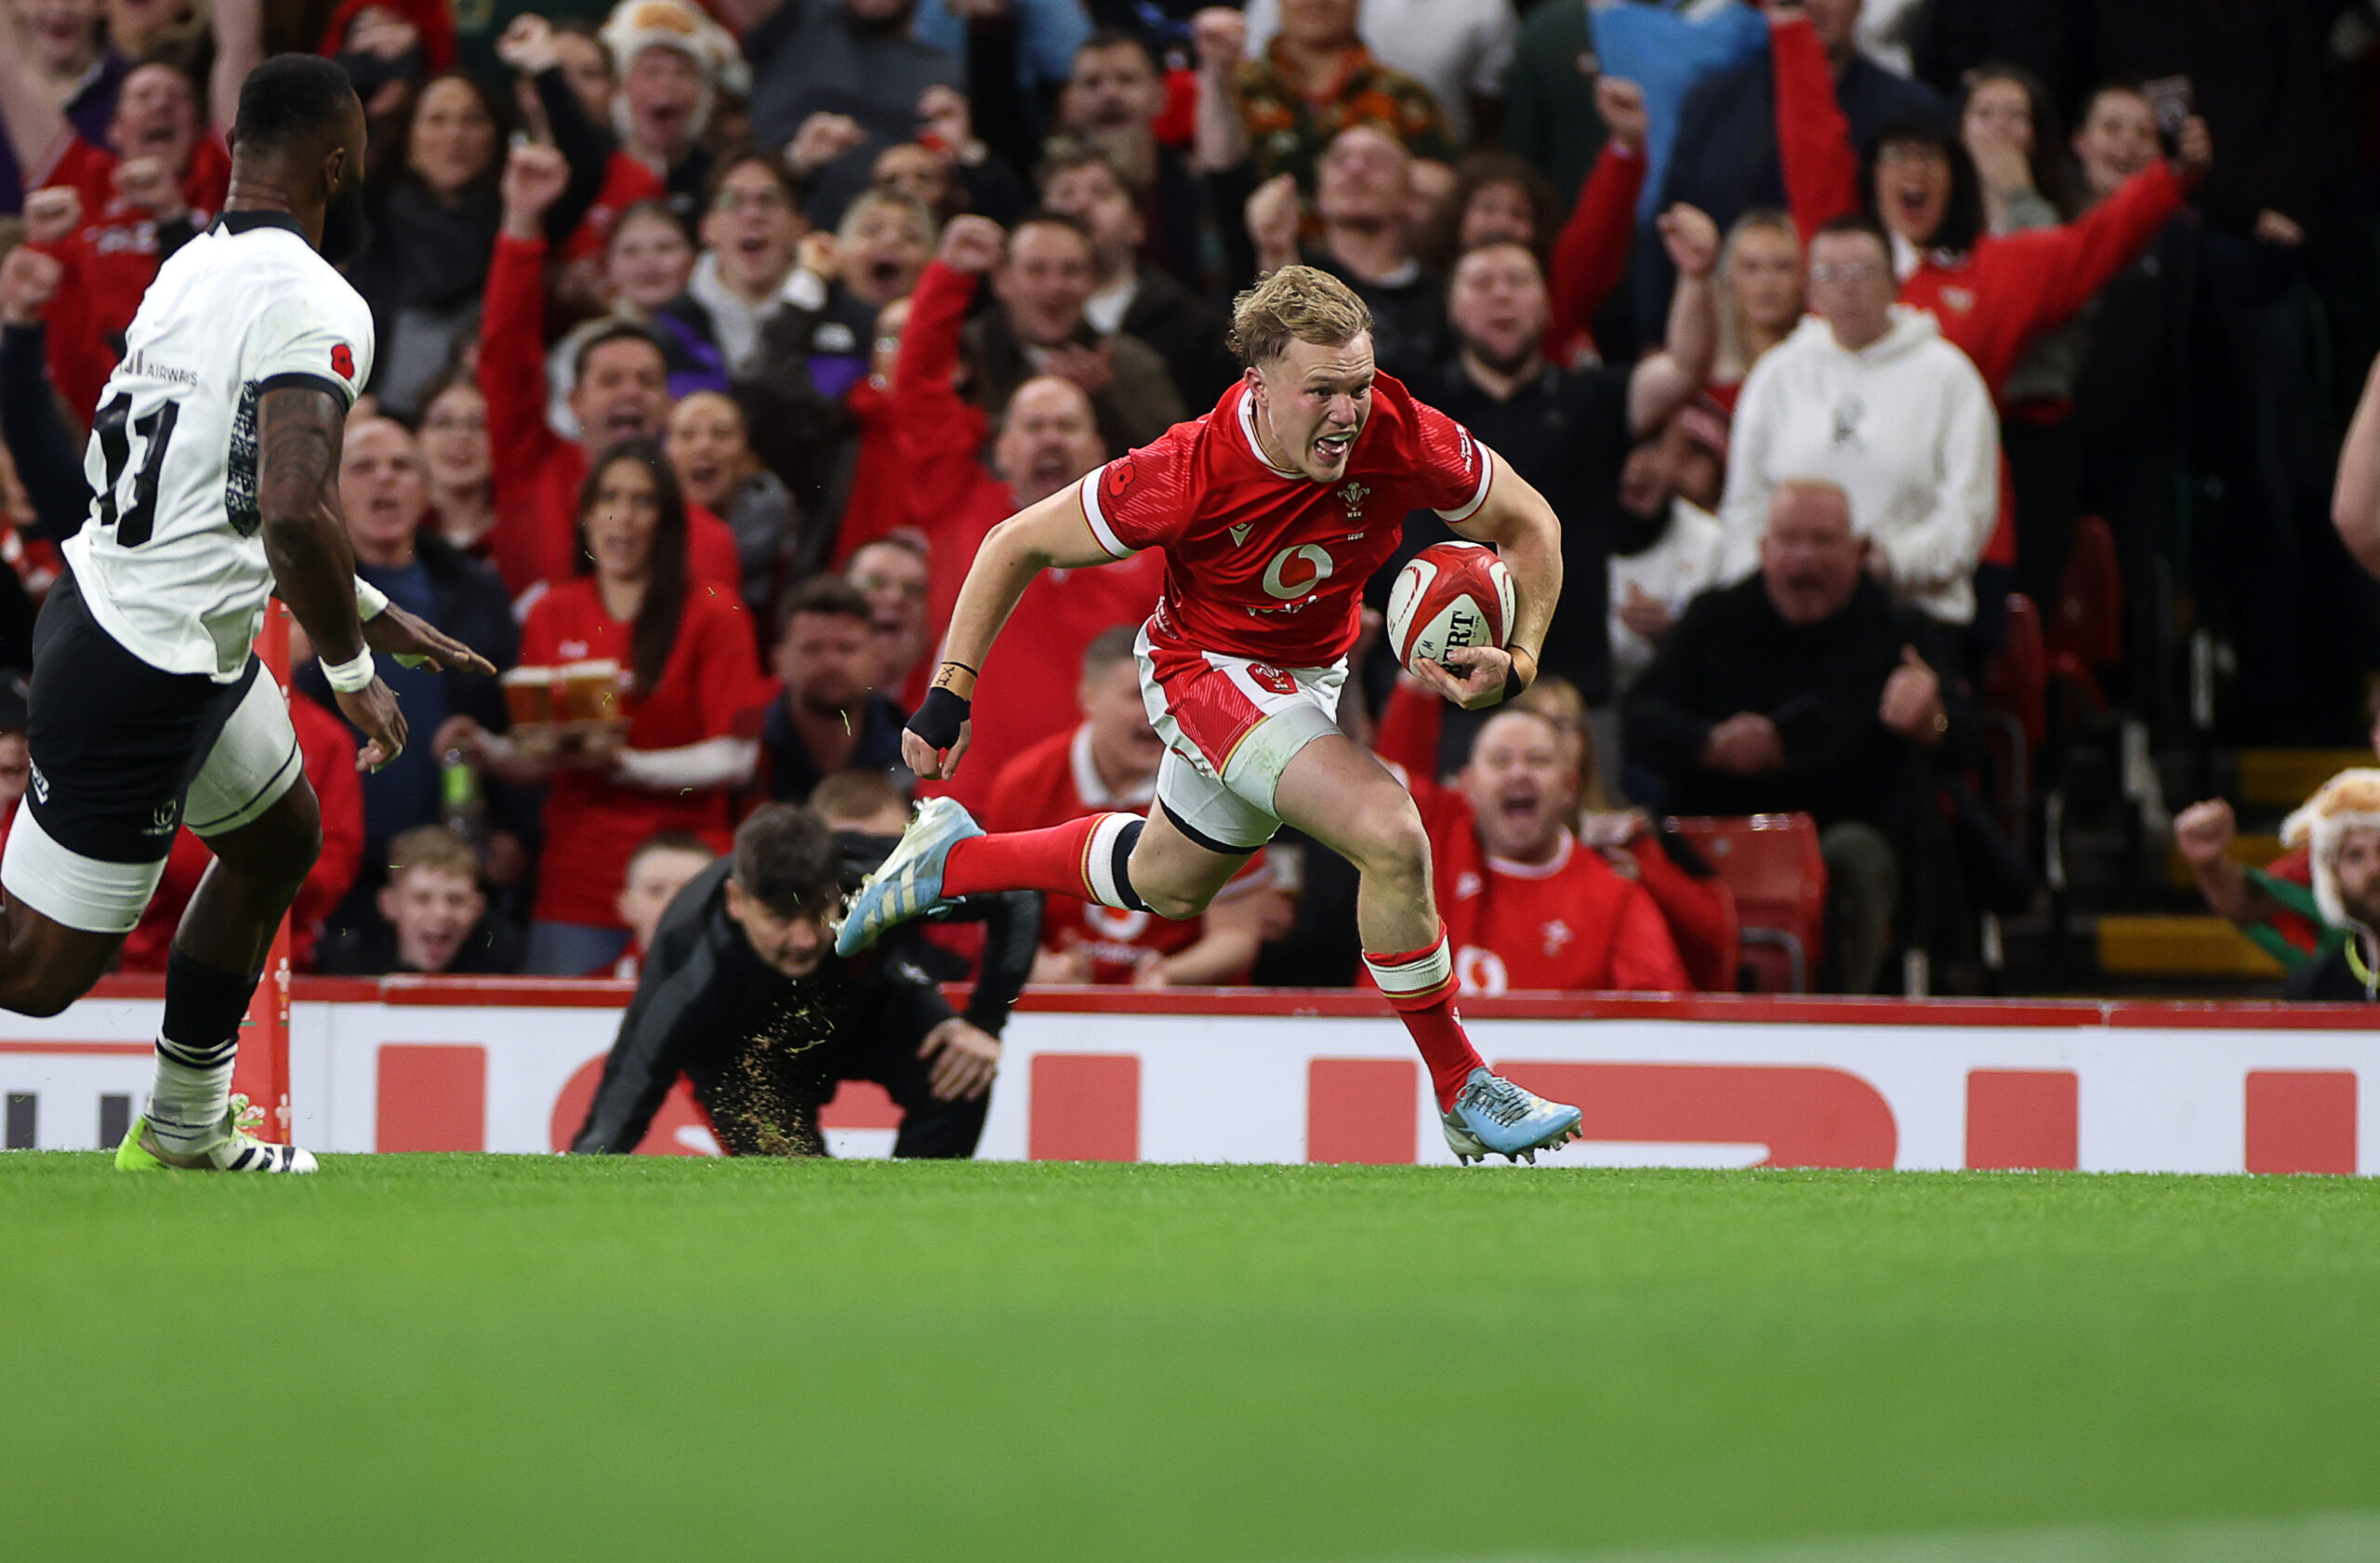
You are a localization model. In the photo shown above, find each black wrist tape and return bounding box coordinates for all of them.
[909,686,972,749]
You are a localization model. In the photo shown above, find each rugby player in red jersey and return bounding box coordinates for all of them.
[838,265,1583,1163]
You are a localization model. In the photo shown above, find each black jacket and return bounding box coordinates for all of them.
[964,310,1185,457]
[1622,574,1975,828]
[572,848,1038,1155]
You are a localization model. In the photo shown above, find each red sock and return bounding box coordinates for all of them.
[1365,929,1483,1110]
[943,813,1144,907]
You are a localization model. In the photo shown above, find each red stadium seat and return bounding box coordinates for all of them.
[1662,815,1827,993]
[2052,514,2123,675]
[1986,592,2047,750]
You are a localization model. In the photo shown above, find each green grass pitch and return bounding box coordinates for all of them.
[3,1156,2376,1562]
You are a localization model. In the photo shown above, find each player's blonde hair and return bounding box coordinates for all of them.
[1227,265,1374,369]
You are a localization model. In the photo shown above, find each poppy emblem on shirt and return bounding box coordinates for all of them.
[1101,459,1137,507]
[331,343,355,379]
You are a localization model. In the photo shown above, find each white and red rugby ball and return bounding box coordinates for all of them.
[1385,541,1514,678]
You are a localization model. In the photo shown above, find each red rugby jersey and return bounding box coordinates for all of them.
[1075,374,1493,669]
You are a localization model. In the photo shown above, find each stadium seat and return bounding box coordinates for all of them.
[1662,815,1827,993]
[1986,593,2047,753]
[2050,514,2122,693]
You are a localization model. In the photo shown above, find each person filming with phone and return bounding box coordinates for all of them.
[1622,478,1975,994]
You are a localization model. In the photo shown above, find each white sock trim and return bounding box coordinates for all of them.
[1083,814,1138,910]
[1365,935,1453,996]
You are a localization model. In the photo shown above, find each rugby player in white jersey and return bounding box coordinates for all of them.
[0,55,493,1172]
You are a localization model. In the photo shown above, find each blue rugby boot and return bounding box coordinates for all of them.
[1444,1067,1582,1164]
[836,796,984,957]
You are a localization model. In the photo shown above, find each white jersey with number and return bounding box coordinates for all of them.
[62,211,373,682]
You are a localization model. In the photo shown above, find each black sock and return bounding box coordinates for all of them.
[157,947,260,1069]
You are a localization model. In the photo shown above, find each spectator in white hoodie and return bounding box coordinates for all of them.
[1715,214,1998,627]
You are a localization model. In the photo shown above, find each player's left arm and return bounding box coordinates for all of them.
[257,384,411,771]
[1427,447,1564,712]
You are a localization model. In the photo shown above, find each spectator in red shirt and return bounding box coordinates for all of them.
[985,626,1285,986]
[876,216,1166,786]
[490,441,771,974]
[480,139,742,597]
[929,374,1164,812]
[0,0,115,215]
[1378,679,1689,995]
[500,15,668,285]
[1765,4,2211,602]
[827,208,975,572]
[1432,705,1684,996]
[22,56,233,421]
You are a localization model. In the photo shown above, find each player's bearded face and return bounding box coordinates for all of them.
[1253,334,1375,483]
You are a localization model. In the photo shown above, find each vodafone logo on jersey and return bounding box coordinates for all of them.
[331,343,355,379]
[1261,542,1333,600]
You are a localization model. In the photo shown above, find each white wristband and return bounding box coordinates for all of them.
[355,578,390,619]
[322,646,376,693]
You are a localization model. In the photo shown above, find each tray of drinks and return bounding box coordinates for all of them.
[503,660,631,757]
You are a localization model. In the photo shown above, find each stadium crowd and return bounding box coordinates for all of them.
[2,0,2379,1000]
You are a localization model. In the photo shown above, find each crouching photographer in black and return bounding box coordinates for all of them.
[570,800,1038,1157]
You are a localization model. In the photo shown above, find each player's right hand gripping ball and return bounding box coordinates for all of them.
[1385,541,1514,678]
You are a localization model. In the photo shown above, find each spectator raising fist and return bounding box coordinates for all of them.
[936,213,1006,274]
[21,187,81,246]
[496,13,562,76]
[1877,644,1946,743]
[784,112,867,179]
[500,139,572,240]
[1191,7,1246,77]
[2174,798,2238,873]
[1595,75,1648,155]
[0,246,64,326]
[1656,203,1720,280]
[111,156,188,221]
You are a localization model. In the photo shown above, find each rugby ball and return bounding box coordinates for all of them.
[1385,542,1514,678]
